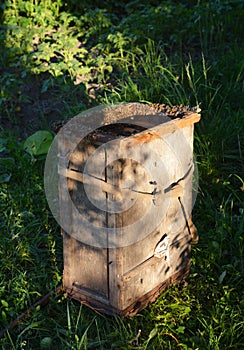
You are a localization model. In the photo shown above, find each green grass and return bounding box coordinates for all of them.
[0,0,244,349]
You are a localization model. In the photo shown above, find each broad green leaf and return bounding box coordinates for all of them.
[177,326,186,334]
[24,131,53,158]
[184,306,191,314]
[1,300,8,308]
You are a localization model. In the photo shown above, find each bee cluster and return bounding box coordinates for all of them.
[50,103,201,134]
[150,103,201,119]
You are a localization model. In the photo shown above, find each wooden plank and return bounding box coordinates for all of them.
[59,163,189,205]
[121,234,191,309]
[67,138,108,244]
[123,113,199,148]
[63,234,109,299]
[62,138,109,298]
[59,167,123,200]
[110,233,191,311]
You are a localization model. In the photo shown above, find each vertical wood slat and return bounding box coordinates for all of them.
[62,137,109,300]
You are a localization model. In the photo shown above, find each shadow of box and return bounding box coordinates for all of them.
[58,103,200,316]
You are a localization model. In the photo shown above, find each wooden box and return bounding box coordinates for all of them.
[58,103,200,316]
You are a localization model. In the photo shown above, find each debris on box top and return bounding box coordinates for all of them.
[150,103,201,119]
[51,103,201,135]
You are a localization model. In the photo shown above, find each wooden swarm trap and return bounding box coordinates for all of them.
[58,103,201,316]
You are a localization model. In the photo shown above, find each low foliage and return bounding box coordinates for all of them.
[0,0,243,349]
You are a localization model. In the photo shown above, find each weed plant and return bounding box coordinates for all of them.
[0,0,243,349]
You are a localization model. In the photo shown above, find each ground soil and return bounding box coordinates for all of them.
[0,71,87,141]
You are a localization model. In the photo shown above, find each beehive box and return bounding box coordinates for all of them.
[58,103,200,316]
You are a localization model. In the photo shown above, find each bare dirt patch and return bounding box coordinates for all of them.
[0,71,88,140]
